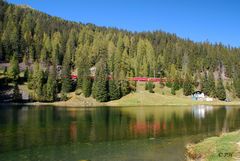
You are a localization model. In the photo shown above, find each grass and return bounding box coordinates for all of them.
[2,80,240,107]
[186,131,240,161]
[107,82,240,106]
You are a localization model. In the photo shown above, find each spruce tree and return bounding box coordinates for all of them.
[61,41,72,95]
[183,74,194,96]
[46,66,57,102]
[108,80,121,100]
[208,71,216,97]
[121,80,131,96]
[12,82,21,102]
[216,78,226,101]
[29,62,40,90]
[8,54,19,81]
[35,68,44,101]
[234,78,240,98]
[94,58,109,102]
[82,76,92,97]
[201,72,211,96]
[233,68,240,98]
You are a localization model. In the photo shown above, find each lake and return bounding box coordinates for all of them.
[0,105,240,161]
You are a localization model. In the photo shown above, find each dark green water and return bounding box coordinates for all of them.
[0,105,240,161]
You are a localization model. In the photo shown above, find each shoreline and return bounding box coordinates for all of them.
[1,91,240,108]
[1,100,240,108]
[186,130,240,161]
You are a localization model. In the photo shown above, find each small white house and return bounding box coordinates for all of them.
[192,91,205,101]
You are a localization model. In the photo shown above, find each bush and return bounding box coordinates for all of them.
[75,89,82,95]
[61,92,68,101]
[146,82,155,93]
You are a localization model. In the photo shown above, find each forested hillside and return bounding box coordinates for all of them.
[1,0,240,102]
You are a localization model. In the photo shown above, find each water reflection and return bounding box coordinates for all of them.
[0,105,239,156]
[192,105,213,119]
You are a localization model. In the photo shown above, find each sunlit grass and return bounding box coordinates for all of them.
[186,131,240,161]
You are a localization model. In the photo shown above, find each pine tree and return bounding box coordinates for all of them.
[108,80,121,100]
[51,32,62,64]
[121,80,131,96]
[216,78,226,101]
[8,54,19,81]
[233,68,240,98]
[46,65,57,102]
[82,76,92,97]
[94,58,109,102]
[12,82,21,102]
[35,68,44,101]
[208,70,216,97]
[201,72,211,96]
[29,62,40,90]
[234,78,240,98]
[183,74,194,96]
[61,40,72,95]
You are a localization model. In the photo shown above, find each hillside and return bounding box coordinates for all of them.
[1,0,240,103]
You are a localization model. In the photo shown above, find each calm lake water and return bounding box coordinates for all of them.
[0,105,240,161]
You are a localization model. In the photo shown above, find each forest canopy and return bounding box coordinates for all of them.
[0,0,240,102]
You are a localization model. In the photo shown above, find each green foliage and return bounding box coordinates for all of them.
[61,54,72,93]
[121,80,131,96]
[145,82,155,93]
[201,72,211,96]
[183,74,194,96]
[12,82,21,102]
[216,79,226,101]
[61,92,68,101]
[108,80,121,100]
[166,81,172,88]
[82,77,92,97]
[46,66,57,102]
[234,78,240,98]
[27,70,33,89]
[8,54,19,81]
[1,1,240,103]
[171,86,176,95]
[35,68,45,101]
[145,82,149,90]
[93,58,109,102]
[233,69,240,98]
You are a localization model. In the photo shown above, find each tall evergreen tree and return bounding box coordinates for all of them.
[35,68,45,101]
[82,76,93,97]
[183,74,194,96]
[46,65,57,102]
[8,54,19,81]
[12,82,21,102]
[208,70,216,97]
[201,72,211,96]
[108,80,121,100]
[93,58,109,102]
[216,78,226,101]
[61,37,72,95]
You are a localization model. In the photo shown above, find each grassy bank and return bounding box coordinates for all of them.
[186,131,240,161]
[1,82,240,107]
[107,92,240,107]
[12,92,239,107]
